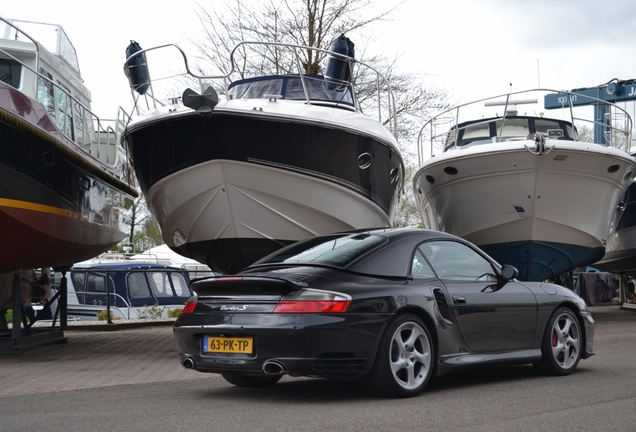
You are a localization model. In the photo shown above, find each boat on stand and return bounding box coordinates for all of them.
[594,155,636,276]
[0,18,137,272]
[414,88,636,281]
[120,36,404,274]
[0,18,137,351]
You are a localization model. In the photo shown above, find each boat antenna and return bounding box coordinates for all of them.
[537,59,541,88]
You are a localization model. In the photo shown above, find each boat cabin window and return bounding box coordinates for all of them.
[37,67,56,119]
[128,273,152,299]
[35,65,90,147]
[497,118,529,141]
[56,81,74,140]
[126,271,189,300]
[447,116,576,150]
[67,273,110,306]
[458,122,492,146]
[535,118,576,140]
[0,58,22,88]
[171,274,190,296]
[71,272,86,303]
[86,274,107,293]
[148,272,177,298]
[535,118,560,134]
[228,75,355,108]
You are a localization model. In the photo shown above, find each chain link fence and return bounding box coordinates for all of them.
[47,267,218,321]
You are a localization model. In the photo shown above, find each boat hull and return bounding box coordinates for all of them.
[595,180,636,275]
[125,109,402,274]
[414,142,634,281]
[148,159,392,273]
[0,85,132,272]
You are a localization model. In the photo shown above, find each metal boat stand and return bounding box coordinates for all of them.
[0,270,69,354]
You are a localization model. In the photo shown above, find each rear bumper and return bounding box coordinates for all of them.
[173,313,389,378]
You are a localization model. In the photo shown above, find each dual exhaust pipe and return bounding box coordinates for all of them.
[181,357,287,375]
[183,357,195,369]
[262,359,286,375]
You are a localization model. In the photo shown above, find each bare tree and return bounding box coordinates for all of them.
[191,0,401,75]
[123,196,162,252]
[392,164,423,228]
[127,196,150,245]
[142,218,164,248]
[577,124,594,142]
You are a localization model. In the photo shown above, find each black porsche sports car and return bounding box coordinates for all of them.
[173,227,595,398]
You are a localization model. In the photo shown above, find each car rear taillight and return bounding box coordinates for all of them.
[274,300,350,313]
[182,294,199,314]
[182,301,197,314]
[273,289,351,314]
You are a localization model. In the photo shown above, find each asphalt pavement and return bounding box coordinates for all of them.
[0,304,634,398]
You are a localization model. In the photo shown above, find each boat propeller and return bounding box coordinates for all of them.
[182,86,219,116]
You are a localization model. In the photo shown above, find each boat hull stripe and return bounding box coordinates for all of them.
[0,197,83,219]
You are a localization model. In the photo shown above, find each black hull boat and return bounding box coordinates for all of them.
[0,18,137,272]
[122,38,404,274]
[595,165,636,276]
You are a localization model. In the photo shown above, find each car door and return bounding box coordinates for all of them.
[419,240,537,353]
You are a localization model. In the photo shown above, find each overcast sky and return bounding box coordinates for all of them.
[3,0,636,122]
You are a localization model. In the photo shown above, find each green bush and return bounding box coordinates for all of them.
[96,310,119,321]
[167,308,183,318]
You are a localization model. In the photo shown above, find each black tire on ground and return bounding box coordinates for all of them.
[221,372,282,387]
[362,313,434,398]
[534,307,582,376]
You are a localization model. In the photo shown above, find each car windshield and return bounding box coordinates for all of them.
[254,233,385,267]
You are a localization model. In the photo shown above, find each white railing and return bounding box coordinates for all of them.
[122,40,399,139]
[417,88,633,165]
[0,18,121,168]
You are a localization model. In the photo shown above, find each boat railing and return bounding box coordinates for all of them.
[417,88,633,165]
[122,40,399,139]
[0,18,122,168]
[63,292,181,321]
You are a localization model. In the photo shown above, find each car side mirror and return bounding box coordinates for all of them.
[500,265,519,281]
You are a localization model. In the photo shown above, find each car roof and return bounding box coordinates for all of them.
[249,227,481,278]
[349,227,457,240]
[344,228,466,277]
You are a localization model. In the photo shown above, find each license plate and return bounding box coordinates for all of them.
[203,336,253,354]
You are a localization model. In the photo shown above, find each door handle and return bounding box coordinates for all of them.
[452,295,466,304]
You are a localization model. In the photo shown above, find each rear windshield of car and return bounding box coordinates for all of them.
[255,233,385,267]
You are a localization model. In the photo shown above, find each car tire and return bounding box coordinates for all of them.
[221,372,282,387]
[362,314,434,398]
[535,307,582,376]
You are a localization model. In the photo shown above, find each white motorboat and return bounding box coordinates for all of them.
[120,36,404,274]
[414,88,636,281]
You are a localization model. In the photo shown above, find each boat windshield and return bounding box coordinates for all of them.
[228,74,355,108]
[1,19,80,74]
[445,116,574,150]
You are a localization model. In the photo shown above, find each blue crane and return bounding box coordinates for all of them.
[544,79,636,144]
